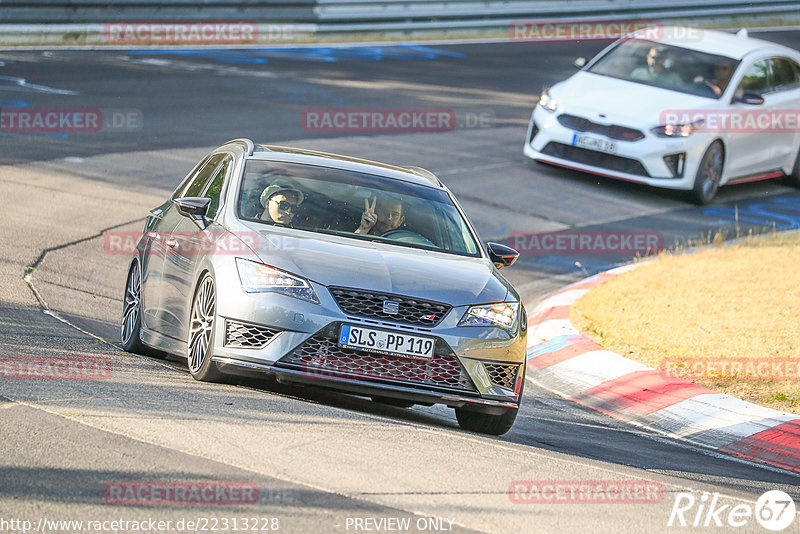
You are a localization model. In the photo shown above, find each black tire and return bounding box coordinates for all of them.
[786,148,800,188]
[371,395,415,408]
[455,406,519,436]
[690,141,724,205]
[455,365,525,436]
[121,259,147,353]
[187,273,223,382]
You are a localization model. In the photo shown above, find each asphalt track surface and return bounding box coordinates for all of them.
[2,32,800,534]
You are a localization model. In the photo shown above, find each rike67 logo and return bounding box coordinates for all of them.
[669,490,796,531]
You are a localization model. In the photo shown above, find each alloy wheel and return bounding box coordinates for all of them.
[121,260,141,345]
[188,275,215,374]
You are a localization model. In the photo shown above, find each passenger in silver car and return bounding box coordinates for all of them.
[355,196,405,236]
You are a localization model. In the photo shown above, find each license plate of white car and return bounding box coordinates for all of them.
[572,133,616,154]
[338,324,435,359]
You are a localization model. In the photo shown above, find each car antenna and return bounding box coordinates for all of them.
[736,28,748,38]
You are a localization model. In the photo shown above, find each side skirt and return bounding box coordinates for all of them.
[140,325,186,358]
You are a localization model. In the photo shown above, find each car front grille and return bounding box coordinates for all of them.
[225,320,280,349]
[484,363,519,390]
[275,330,476,392]
[557,114,645,141]
[541,142,650,177]
[329,287,451,327]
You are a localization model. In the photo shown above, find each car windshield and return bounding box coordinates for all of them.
[587,39,740,98]
[237,160,481,256]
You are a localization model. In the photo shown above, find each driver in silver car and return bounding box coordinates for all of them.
[259,181,304,226]
[355,196,405,235]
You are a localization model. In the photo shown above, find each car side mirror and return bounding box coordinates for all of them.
[573,57,586,69]
[173,197,211,225]
[733,92,764,105]
[487,242,520,269]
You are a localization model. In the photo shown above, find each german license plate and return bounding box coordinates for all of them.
[338,325,434,360]
[572,133,616,154]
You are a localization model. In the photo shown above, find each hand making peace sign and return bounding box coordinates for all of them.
[356,196,378,234]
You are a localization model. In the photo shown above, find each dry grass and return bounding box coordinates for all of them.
[571,230,800,412]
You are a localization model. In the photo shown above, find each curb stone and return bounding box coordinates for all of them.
[524,263,800,474]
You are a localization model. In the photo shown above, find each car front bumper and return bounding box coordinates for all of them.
[210,279,527,410]
[524,107,713,191]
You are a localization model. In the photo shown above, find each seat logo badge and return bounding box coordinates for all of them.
[382,300,400,315]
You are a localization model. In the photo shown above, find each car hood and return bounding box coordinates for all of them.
[236,221,513,306]
[552,72,720,127]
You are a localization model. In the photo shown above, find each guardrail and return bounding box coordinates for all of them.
[1,0,799,24]
[315,0,797,21]
[0,0,798,45]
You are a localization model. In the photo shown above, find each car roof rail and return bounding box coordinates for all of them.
[223,138,255,156]
[403,165,441,186]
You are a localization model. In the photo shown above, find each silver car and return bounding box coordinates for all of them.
[121,138,526,435]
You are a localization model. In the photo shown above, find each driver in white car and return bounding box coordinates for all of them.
[355,196,405,236]
[631,46,683,88]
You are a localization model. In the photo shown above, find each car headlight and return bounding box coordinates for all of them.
[651,119,705,138]
[539,90,558,112]
[235,258,319,304]
[458,302,520,332]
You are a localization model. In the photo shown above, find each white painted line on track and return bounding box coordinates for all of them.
[542,351,651,390]
[534,288,589,309]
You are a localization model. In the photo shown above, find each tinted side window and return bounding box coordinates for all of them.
[201,157,231,219]
[770,58,800,91]
[182,154,226,198]
[171,156,211,200]
[738,60,769,93]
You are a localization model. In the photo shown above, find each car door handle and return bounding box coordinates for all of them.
[146,231,160,240]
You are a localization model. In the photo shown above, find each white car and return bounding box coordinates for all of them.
[523,27,800,204]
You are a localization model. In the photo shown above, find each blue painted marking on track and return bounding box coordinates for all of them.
[527,254,622,275]
[0,99,30,108]
[702,196,800,230]
[402,45,466,58]
[125,45,465,64]
[527,334,583,359]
